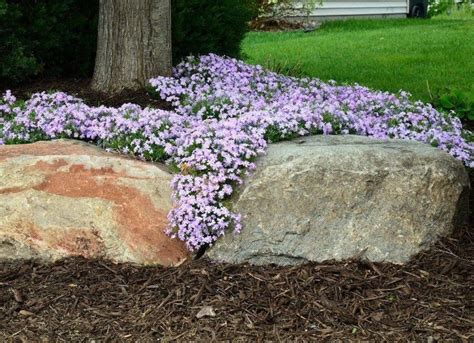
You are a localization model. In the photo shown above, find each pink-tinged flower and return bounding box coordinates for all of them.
[1,54,473,250]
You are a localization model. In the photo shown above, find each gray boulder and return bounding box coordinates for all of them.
[207,135,470,265]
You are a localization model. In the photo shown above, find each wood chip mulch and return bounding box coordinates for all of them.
[249,18,305,32]
[1,221,473,342]
[1,78,171,110]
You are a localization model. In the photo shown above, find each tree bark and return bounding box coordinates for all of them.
[91,0,172,94]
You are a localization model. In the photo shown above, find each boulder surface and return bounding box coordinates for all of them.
[207,135,470,265]
[0,140,189,266]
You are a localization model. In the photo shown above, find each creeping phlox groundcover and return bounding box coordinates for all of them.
[1,54,473,250]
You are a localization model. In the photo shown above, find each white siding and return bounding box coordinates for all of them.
[288,0,408,18]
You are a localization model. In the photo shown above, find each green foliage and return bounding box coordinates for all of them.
[0,1,37,82]
[428,0,451,17]
[256,0,293,16]
[0,0,6,15]
[1,0,255,84]
[0,0,98,84]
[171,0,255,64]
[428,0,474,18]
[432,87,474,121]
[255,0,320,17]
[262,58,306,78]
[264,123,320,143]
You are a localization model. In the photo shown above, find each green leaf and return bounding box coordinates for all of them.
[438,95,455,109]
[0,0,6,17]
[451,89,465,101]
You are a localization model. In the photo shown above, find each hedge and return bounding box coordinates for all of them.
[0,0,255,84]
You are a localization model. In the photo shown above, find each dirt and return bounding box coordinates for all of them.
[0,225,472,342]
[0,78,171,110]
[250,18,306,31]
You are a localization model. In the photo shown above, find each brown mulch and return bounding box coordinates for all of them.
[250,18,305,31]
[1,224,473,341]
[0,78,171,110]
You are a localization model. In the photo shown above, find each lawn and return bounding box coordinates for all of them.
[243,17,474,102]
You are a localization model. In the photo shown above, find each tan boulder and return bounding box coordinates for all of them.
[208,135,470,265]
[0,140,189,266]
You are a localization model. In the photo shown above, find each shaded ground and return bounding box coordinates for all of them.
[1,224,473,341]
[0,78,171,110]
[249,18,306,31]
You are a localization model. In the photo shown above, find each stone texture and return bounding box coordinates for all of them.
[208,135,470,265]
[0,140,189,266]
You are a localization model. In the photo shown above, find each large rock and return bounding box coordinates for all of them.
[208,135,470,265]
[0,140,189,266]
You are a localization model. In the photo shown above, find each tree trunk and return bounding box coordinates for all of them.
[91,0,172,94]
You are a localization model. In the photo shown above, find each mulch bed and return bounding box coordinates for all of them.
[0,78,171,110]
[250,18,306,31]
[0,228,473,342]
[1,219,473,341]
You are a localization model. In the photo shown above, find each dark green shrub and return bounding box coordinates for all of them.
[1,0,255,84]
[432,87,474,122]
[428,0,474,17]
[0,0,98,84]
[172,0,256,64]
[428,0,451,17]
[0,0,38,82]
[23,0,98,77]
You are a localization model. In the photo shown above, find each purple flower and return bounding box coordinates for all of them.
[1,54,473,250]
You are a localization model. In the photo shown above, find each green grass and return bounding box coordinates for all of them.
[242,16,474,102]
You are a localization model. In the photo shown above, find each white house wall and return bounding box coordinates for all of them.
[288,0,408,18]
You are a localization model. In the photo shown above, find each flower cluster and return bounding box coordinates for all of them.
[0,91,191,161]
[151,54,473,163]
[1,54,473,250]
